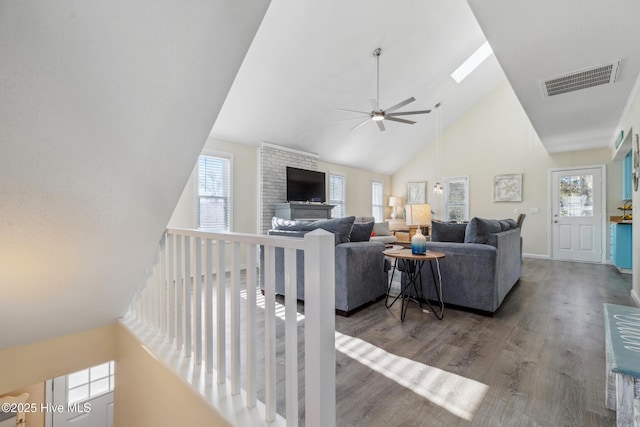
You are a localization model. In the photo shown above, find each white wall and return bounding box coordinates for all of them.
[317,161,392,219]
[169,137,259,234]
[0,0,270,350]
[618,80,640,304]
[392,81,622,257]
[115,323,229,427]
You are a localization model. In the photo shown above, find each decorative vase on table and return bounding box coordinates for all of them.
[411,227,427,255]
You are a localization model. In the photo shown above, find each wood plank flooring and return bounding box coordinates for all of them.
[328,258,633,427]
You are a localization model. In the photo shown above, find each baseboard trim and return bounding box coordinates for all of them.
[631,289,640,307]
[522,253,549,260]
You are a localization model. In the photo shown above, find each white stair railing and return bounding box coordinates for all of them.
[129,228,336,427]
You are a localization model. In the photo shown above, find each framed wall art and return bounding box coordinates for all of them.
[444,176,469,221]
[406,181,426,205]
[494,174,522,202]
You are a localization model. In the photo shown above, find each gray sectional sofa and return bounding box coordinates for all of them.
[261,216,388,315]
[402,217,522,315]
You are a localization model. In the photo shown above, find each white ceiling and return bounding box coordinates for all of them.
[468,0,640,153]
[212,0,507,175]
[213,0,640,173]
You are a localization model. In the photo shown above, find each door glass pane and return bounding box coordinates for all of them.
[90,378,110,396]
[68,385,89,405]
[67,370,89,388]
[559,175,593,217]
[90,362,110,380]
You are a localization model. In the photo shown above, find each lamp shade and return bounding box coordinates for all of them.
[388,196,402,207]
[405,203,431,226]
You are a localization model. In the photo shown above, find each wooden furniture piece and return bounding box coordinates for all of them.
[0,392,29,426]
[604,303,640,426]
[274,202,335,220]
[386,218,408,231]
[387,218,430,247]
[383,248,445,321]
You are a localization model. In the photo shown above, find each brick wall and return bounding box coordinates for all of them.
[259,144,318,233]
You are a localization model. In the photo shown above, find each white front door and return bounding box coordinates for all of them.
[50,362,114,427]
[551,167,604,263]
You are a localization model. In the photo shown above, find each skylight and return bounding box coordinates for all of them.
[451,41,493,83]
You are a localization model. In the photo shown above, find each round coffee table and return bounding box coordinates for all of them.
[383,248,445,321]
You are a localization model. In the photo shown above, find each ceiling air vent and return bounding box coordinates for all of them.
[542,61,620,97]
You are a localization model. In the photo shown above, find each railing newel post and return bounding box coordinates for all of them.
[303,229,336,427]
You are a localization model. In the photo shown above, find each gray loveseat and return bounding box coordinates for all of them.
[402,217,522,315]
[261,216,388,315]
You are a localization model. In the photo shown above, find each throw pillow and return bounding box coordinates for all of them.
[504,218,517,229]
[464,217,503,244]
[271,216,356,245]
[350,222,374,242]
[430,221,467,243]
[372,221,390,236]
[306,216,356,244]
[272,217,303,229]
[498,220,511,231]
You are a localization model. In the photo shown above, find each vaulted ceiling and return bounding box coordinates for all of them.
[212,0,640,174]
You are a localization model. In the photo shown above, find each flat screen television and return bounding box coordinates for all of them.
[286,167,326,203]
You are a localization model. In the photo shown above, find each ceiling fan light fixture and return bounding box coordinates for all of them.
[338,47,431,131]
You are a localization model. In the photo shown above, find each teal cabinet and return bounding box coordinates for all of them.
[623,150,632,200]
[611,223,632,272]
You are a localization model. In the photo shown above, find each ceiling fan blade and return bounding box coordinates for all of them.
[376,121,385,131]
[369,97,381,112]
[384,97,416,113]
[386,109,431,116]
[351,117,371,131]
[385,116,416,125]
[338,107,372,116]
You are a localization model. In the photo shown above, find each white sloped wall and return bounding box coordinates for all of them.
[0,0,270,349]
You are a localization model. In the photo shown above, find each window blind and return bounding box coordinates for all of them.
[197,155,231,231]
[372,180,384,222]
[329,173,345,218]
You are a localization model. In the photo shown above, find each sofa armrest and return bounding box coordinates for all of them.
[334,241,387,312]
[409,241,498,312]
[487,228,522,303]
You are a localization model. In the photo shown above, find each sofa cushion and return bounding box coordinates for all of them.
[464,217,503,244]
[371,235,397,244]
[372,221,390,236]
[272,216,356,245]
[504,218,517,229]
[351,222,374,242]
[354,216,375,224]
[430,221,467,243]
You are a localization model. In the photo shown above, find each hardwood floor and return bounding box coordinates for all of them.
[329,258,633,426]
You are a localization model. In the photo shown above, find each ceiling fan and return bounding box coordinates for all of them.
[339,48,431,131]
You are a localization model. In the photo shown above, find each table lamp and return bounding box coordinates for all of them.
[405,203,431,228]
[389,196,402,219]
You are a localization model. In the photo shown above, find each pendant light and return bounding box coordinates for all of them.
[433,103,443,195]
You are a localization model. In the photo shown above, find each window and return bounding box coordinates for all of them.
[329,173,345,218]
[444,176,469,221]
[67,361,115,405]
[372,180,384,222]
[197,154,231,231]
